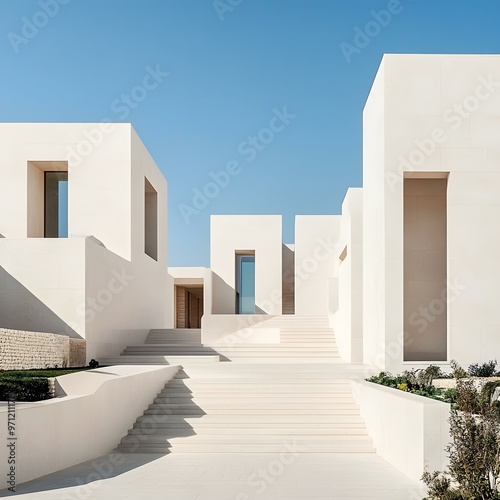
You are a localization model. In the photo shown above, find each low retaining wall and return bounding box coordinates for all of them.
[0,364,179,488]
[0,329,86,370]
[351,380,451,482]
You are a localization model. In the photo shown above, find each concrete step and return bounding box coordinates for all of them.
[100,355,219,365]
[219,358,343,363]
[135,414,366,424]
[120,434,373,445]
[131,423,367,433]
[148,329,202,334]
[153,396,355,404]
[117,439,375,453]
[124,344,338,350]
[148,400,358,410]
[143,408,360,415]
[162,378,351,384]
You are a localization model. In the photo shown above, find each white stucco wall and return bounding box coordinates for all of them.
[364,54,500,371]
[210,215,282,315]
[0,123,132,259]
[0,365,179,488]
[294,215,340,316]
[334,189,363,362]
[352,380,450,483]
[0,238,86,338]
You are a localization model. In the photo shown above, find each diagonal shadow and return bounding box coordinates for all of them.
[0,370,207,497]
[116,368,206,452]
[0,266,80,338]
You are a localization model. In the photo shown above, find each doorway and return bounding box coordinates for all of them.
[176,285,204,328]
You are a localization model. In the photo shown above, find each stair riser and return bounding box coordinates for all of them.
[144,409,361,415]
[118,444,375,455]
[128,428,368,436]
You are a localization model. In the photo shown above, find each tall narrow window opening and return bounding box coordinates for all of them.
[44,171,68,238]
[145,178,158,260]
[404,175,448,361]
[236,253,255,314]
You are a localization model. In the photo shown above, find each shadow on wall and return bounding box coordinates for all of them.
[211,272,268,315]
[0,266,80,338]
[0,369,207,497]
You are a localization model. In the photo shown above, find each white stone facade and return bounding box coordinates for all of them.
[0,123,171,363]
[2,54,500,372]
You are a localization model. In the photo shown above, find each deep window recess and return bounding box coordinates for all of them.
[145,178,158,260]
[44,171,68,238]
[236,253,255,314]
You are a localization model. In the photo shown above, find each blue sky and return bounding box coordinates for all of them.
[0,0,499,266]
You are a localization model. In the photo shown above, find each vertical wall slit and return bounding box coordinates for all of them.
[404,176,448,362]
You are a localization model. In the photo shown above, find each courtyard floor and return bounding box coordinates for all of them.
[0,451,425,499]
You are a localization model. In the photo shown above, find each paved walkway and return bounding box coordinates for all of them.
[1,452,425,499]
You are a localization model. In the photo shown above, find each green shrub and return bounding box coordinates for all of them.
[450,359,467,379]
[468,359,498,378]
[367,367,456,403]
[0,377,51,402]
[0,368,89,402]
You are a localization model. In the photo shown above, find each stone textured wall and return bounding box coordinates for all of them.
[0,329,86,370]
[69,339,87,367]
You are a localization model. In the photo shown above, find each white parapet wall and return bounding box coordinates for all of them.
[0,364,179,488]
[351,380,450,482]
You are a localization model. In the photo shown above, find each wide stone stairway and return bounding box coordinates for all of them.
[108,316,376,455]
[102,316,342,364]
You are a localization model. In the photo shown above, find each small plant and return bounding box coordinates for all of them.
[367,366,455,403]
[450,359,467,379]
[468,359,497,378]
[89,359,99,369]
[423,362,500,499]
[422,471,461,499]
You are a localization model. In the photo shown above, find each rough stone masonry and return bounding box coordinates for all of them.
[0,329,86,370]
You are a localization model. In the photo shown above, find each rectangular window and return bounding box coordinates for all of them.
[236,253,255,314]
[145,178,158,261]
[44,171,68,238]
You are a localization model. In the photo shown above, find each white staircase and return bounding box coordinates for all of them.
[111,315,374,455]
[101,316,341,364]
[116,363,374,453]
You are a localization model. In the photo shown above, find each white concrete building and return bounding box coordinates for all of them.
[170,54,500,374]
[2,53,500,374]
[0,123,172,361]
[4,54,500,493]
